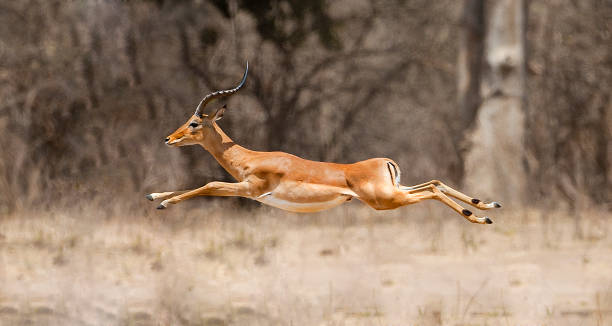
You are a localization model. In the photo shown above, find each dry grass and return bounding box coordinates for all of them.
[1,202,611,325]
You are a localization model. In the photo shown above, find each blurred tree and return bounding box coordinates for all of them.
[181,0,417,161]
[210,0,341,52]
[455,0,484,183]
[526,0,612,236]
[0,0,461,211]
[461,0,528,205]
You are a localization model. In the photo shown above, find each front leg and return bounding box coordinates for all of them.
[156,181,254,209]
[146,190,190,202]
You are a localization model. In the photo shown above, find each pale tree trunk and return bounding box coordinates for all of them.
[463,0,527,205]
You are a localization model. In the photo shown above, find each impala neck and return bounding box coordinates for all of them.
[199,123,251,181]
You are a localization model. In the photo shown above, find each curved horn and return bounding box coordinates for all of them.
[194,61,248,117]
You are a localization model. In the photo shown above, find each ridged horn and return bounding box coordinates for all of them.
[194,61,248,117]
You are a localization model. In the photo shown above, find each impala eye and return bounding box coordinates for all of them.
[189,122,199,128]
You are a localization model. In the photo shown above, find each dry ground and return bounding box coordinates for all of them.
[1,201,611,326]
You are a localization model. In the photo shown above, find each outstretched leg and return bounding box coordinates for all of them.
[401,180,501,210]
[402,184,493,224]
[156,181,253,209]
[146,190,190,201]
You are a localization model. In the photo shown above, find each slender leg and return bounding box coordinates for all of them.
[400,180,501,210]
[156,181,253,209]
[402,184,492,224]
[146,190,190,201]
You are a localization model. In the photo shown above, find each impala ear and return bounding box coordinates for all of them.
[210,104,226,121]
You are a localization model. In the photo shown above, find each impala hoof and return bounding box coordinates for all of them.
[146,194,154,201]
[157,204,166,210]
[484,201,502,209]
[485,217,493,224]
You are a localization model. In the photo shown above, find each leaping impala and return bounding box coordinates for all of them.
[146,63,501,224]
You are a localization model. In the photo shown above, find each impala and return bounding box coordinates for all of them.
[146,63,501,224]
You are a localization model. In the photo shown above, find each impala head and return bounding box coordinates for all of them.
[165,62,248,147]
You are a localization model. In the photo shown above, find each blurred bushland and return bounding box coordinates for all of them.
[0,0,609,217]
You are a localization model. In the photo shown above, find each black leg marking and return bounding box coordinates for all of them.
[462,209,472,216]
[471,198,480,204]
[485,217,493,224]
[387,162,401,187]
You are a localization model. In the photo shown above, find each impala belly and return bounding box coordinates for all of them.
[255,193,351,213]
[253,181,356,213]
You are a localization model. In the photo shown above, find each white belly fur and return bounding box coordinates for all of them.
[255,194,350,213]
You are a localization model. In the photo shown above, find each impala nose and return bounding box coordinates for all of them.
[164,137,169,143]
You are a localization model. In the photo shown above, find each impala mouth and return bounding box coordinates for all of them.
[166,137,183,146]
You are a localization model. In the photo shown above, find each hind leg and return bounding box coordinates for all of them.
[398,185,493,224]
[401,180,501,210]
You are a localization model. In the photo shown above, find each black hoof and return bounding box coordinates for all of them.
[157,204,166,210]
[146,194,154,201]
[485,217,493,224]
[493,202,502,208]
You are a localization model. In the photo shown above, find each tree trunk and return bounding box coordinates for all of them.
[457,0,484,129]
[454,0,485,184]
[463,0,527,205]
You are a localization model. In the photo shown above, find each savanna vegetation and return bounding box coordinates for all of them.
[0,0,610,325]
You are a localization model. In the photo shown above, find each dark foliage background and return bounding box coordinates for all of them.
[0,0,609,215]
